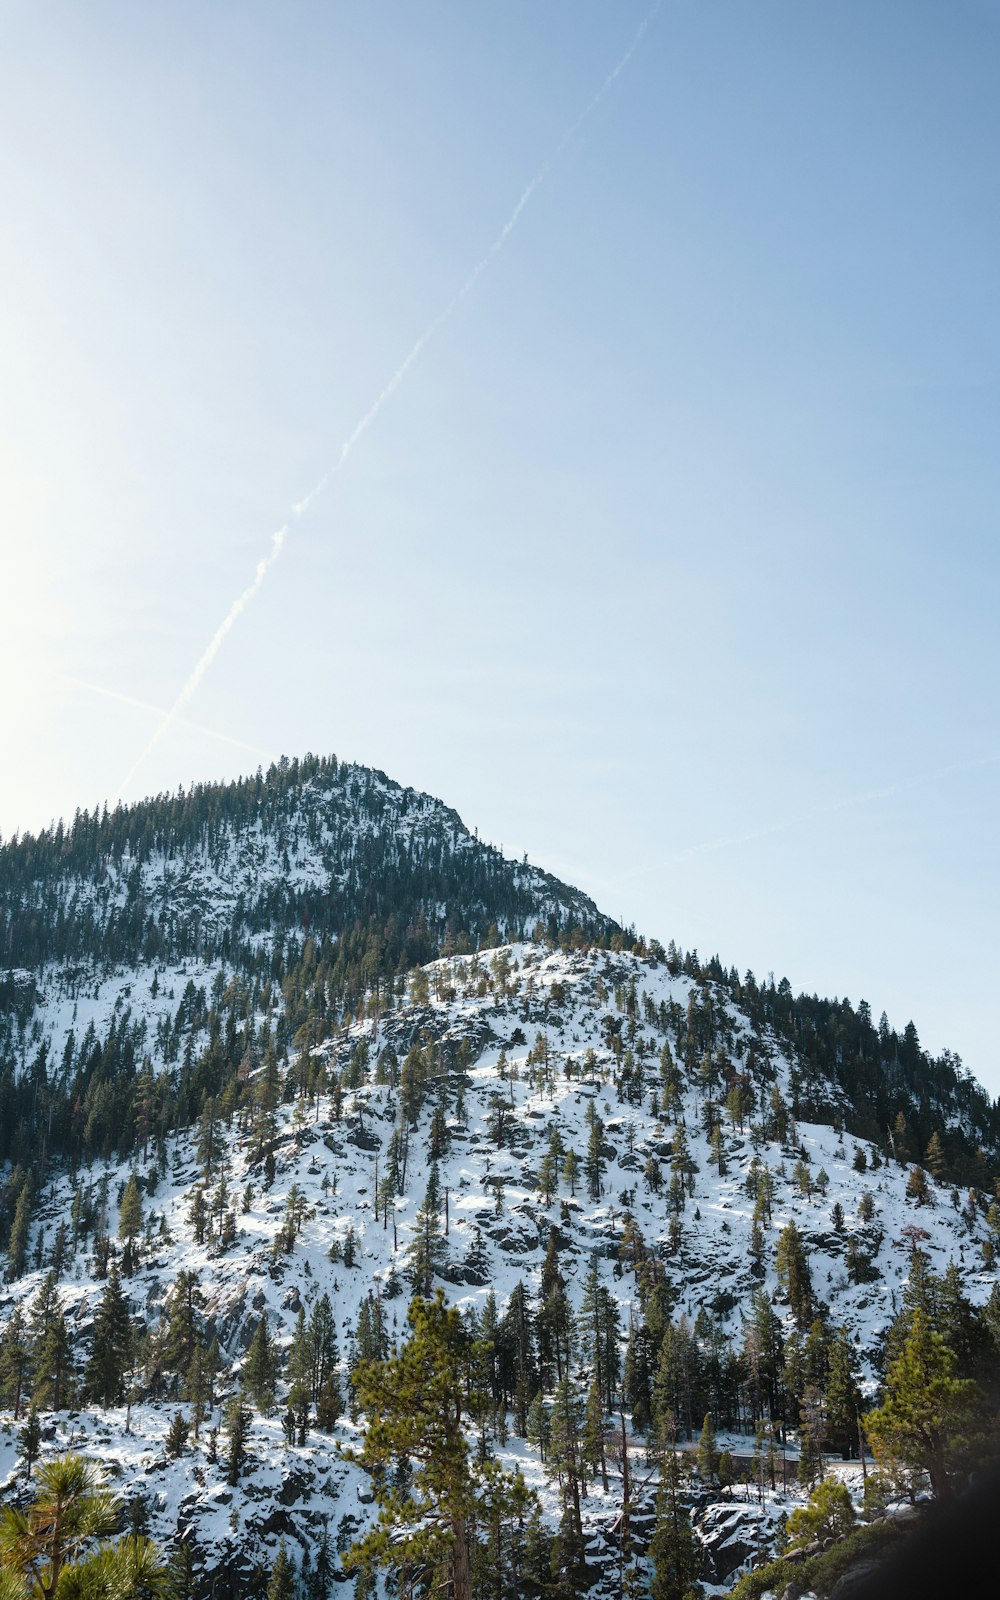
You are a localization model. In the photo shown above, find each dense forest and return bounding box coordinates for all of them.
[0,755,997,1224]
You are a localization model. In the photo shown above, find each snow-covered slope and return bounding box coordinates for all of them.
[3,941,996,1594]
[0,756,605,972]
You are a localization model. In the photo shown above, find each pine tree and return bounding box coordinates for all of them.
[548,1376,585,1551]
[267,1541,296,1600]
[345,1292,516,1600]
[17,1407,41,1478]
[936,1262,981,1375]
[584,1114,605,1201]
[824,1327,862,1459]
[743,1291,784,1429]
[0,1452,165,1595]
[471,1458,535,1600]
[648,1449,702,1600]
[244,1316,279,1413]
[118,1175,144,1273]
[165,1410,191,1458]
[182,1340,214,1438]
[406,1163,448,1297]
[308,1293,341,1405]
[696,1413,718,1482]
[550,1503,588,1600]
[0,1304,31,1418]
[310,1521,335,1600]
[582,1380,609,1493]
[520,1505,553,1600]
[163,1269,204,1387]
[85,1260,133,1408]
[786,1475,856,1550]
[6,1181,33,1281]
[31,1285,75,1413]
[224,1394,252,1485]
[864,1309,979,1499]
[286,1306,313,1442]
[905,1165,931,1205]
[526,1392,550,1463]
[774,1221,813,1328]
[797,1406,825,1490]
[924,1131,946,1182]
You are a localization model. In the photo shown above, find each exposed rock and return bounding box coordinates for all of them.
[276,1469,311,1506]
[696,1503,768,1584]
[248,1505,300,1541]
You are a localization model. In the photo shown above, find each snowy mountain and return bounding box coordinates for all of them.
[1,758,998,1599]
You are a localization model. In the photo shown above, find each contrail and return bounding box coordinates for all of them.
[64,676,274,763]
[112,527,286,800]
[113,1,663,803]
[607,750,1000,886]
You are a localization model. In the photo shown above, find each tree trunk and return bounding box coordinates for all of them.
[451,1514,472,1600]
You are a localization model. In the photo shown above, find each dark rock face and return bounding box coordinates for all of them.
[276,1469,311,1506]
[695,1503,767,1584]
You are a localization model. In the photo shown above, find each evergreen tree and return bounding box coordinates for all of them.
[244,1316,279,1413]
[824,1327,862,1459]
[648,1450,702,1600]
[6,1181,33,1281]
[118,1175,144,1273]
[224,1394,252,1485]
[345,1292,519,1600]
[526,1392,551,1463]
[0,1305,31,1419]
[864,1309,979,1499]
[308,1293,341,1408]
[774,1221,813,1328]
[30,1279,75,1412]
[286,1307,313,1443]
[696,1413,718,1482]
[310,1522,335,1600]
[0,1452,166,1597]
[924,1131,946,1182]
[163,1270,204,1388]
[165,1410,191,1458]
[520,1506,554,1600]
[548,1376,585,1552]
[182,1340,214,1439]
[85,1261,133,1408]
[786,1476,856,1551]
[17,1407,41,1479]
[582,1380,608,1493]
[797,1407,825,1490]
[406,1163,448,1297]
[267,1541,296,1600]
[905,1165,931,1205]
[584,1114,605,1201]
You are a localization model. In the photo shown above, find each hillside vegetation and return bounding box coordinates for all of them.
[1,757,998,1598]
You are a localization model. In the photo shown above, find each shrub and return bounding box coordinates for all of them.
[786,1475,856,1551]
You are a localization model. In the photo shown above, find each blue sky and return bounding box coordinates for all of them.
[2,1,998,1092]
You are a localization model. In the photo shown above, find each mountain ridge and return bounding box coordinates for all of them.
[1,752,998,1599]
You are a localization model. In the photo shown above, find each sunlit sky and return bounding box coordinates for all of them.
[2,1,998,1094]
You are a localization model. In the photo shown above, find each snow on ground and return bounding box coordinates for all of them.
[1,941,995,1592]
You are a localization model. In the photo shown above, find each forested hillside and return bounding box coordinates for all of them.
[1,756,998,1599]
